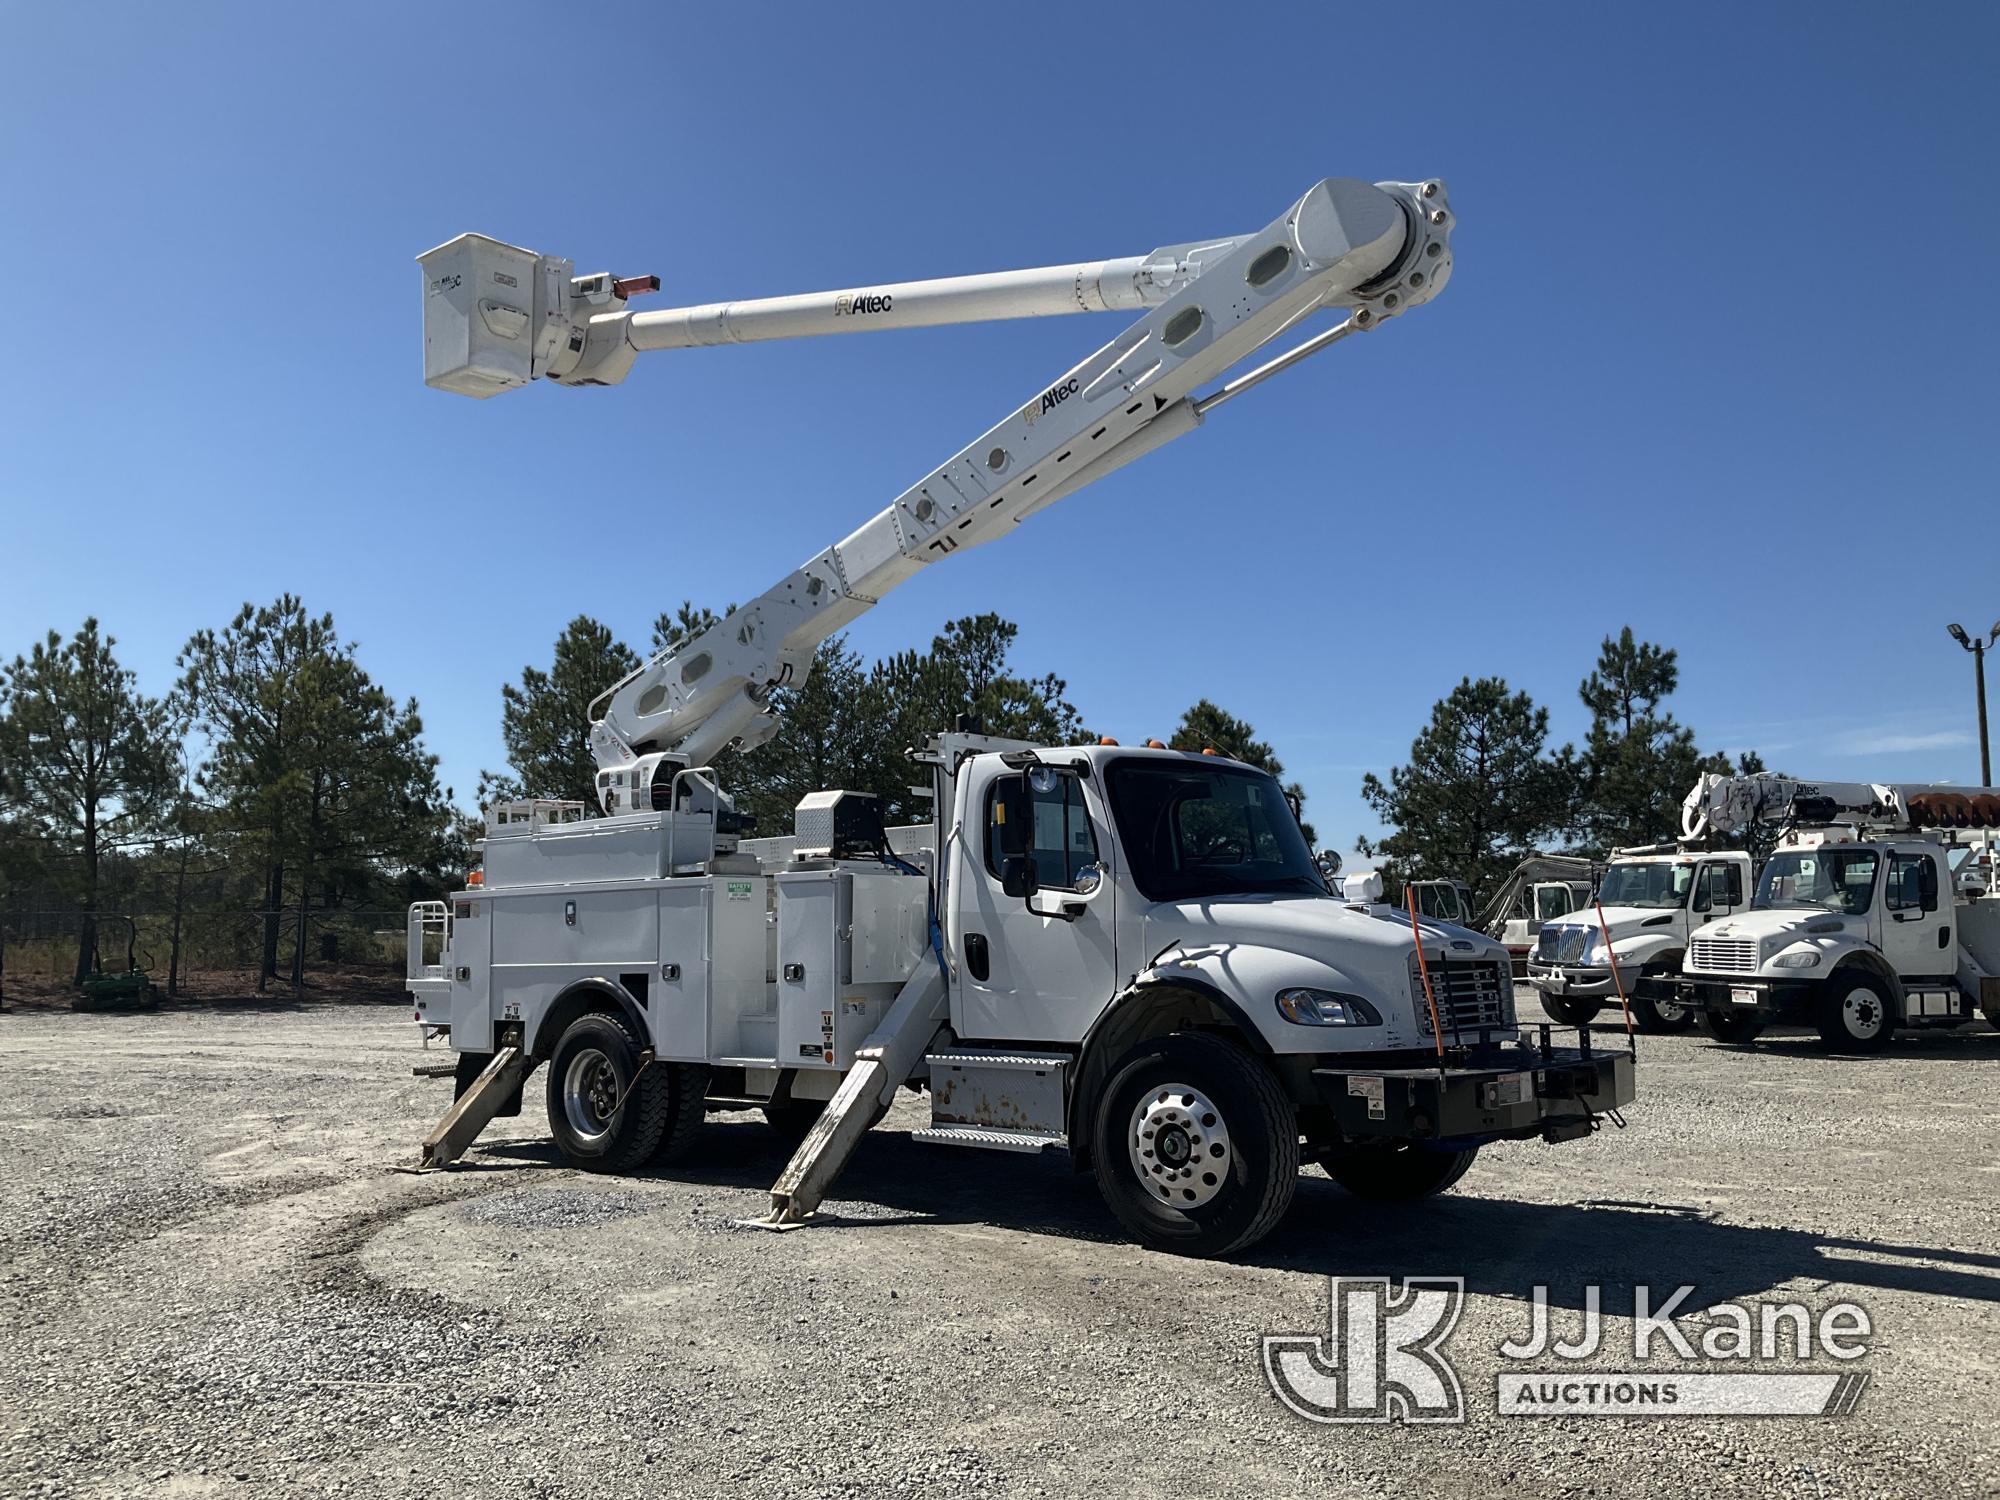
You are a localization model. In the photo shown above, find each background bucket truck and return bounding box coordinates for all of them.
[1673,774,2000,1050]
[1526,845,1751,1032]
[406,176,1635,1257]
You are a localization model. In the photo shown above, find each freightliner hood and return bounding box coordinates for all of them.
[1139,894,1511,1052]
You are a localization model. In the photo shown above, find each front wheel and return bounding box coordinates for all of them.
[1317,1144,1479,1200]
[1538,994,1603,1027]
[1698,1007,1765,1045]
[1630,977,1696,1034]
[1091,1032,1297,1258]
[1816,974,1896,1053]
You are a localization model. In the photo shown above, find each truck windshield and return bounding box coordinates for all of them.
[1595,861,1695,909]
[1754,848,1879,914]
[1105,759,1323,901]
[1414,884,1467,922]
[1534,885,1575,922]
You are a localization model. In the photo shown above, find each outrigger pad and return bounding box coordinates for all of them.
[418,1046,528,1170]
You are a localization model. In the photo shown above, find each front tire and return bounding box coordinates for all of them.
[545,1012,671,1172]
[1698,1007,1765,1045]
[1539,994,1603,1027]
[1318,1144,1479,1200]
[1816,973,1896,1053]
[1091,1032,1297,1258]
[1630,974,1696,1034]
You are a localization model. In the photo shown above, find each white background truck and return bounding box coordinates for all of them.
[1675,775,2000,1050]
[1526,845,1751,1031]
[405,175,1635,1257]
[1476,855,1595,979]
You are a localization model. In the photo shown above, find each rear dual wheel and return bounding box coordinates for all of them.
[545,1011,707,1171]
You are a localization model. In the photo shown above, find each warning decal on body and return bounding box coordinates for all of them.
[1348,1075,1386,1120]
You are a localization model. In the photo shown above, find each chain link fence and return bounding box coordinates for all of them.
[0,905,412,1008]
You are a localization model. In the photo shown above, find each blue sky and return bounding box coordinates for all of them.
[4,2,1996,853]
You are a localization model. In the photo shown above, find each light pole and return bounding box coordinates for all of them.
[1947,620,2000,786]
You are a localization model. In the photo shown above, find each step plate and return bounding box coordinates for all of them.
[912,1125,1065,1154]
[924,1050,1070,1072]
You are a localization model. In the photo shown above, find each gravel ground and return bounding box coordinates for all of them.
[3,997,1996,1499]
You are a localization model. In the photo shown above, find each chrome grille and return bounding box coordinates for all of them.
[1417,960,1513,1034]
[1689,937,1757,973]
[1537,926,1588,964]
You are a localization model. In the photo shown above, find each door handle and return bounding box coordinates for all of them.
[965,932,990,982]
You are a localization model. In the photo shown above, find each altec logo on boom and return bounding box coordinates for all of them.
[1024,376,1080,423]
[834,292,893,316]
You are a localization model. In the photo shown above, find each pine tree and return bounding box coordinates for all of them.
[1358,676,1573,902]
[0,619,178,982]
[488,616,641,808]
[1574,627,1706,852]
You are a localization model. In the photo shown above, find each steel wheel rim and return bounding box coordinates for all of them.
[1841,987,1885,1039]
[562,1046,621,1142]
[1129,1082,1231,1208]
[1653,998,1690,1024]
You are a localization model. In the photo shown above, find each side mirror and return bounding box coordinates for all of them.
[1001,856,1040,900]
[1726,867,1744,906]
[1919,860,1939,912]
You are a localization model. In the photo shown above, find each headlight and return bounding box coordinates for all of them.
[1276,988,1383,1026]
[1772,950,1821,969]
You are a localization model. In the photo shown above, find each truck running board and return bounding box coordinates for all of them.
[746,968,949,1231]
[921,1048,1070,1151]
[911,1125,1064,1153]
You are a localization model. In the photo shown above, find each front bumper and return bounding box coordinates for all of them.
[1527,960,1620,1000]
[1310,1038,1634,1147]
[1676,974,1816,1021]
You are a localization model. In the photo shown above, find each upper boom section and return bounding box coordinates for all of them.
[419,177,1456,809]
[1684,773,2000,839]
[419,230,1252,397]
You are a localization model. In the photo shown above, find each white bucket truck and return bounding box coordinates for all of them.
[1673,774,2000,1050]
[406,176,1634,1257]
[1526,845,1751,1031]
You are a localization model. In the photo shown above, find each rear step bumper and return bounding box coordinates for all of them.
[1311,1045,1633,1146]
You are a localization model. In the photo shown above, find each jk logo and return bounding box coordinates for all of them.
[1262,1277,1466,1424]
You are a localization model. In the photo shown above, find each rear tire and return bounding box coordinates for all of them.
[1091,1031,1297,1258]
[1698,1007,1765,1045]
[544,1011,670,1172]
[649,1063,710,1165]
[1538,994,1603,1027]
[1318,1144,1479,1200]
[762,1091,889,1145]
[1815,973,1895,1053]
[455,1050,525,1118]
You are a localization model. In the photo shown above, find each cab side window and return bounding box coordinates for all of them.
[1692,862,1738,913]
[986,774,1100,892]
[1886,852,1932,912]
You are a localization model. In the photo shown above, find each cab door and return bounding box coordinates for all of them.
[1690,860,1744,928]
[1881,847,1949,977]
[948,758,1119,1044]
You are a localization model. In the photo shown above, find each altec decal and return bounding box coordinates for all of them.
[1026,376,1080,423]
[834,292,894,317]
